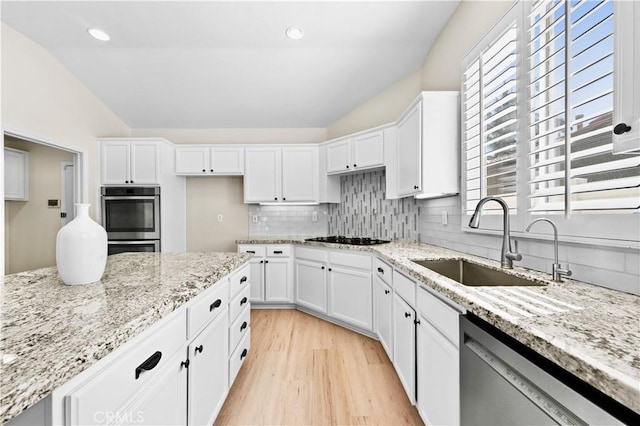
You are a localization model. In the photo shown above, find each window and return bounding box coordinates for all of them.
[462,0,640,243]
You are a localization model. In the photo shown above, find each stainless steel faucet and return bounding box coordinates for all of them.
[525,218,572,282]
[468,197,522,269]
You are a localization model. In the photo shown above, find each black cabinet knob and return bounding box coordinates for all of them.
[346,165,350,169]
[385,289,390,295]
[283,197,286,201]
[414,185,419,190]
[240,276,248,283]
[353,164,357,167]
[125,180,129,184]
[265,260,269,264]
[240,297,248,305]
[377,267,384,274]
[210,169,214,172]
[202,169,206,172]
[180,359,190,369]
[404,312,411,318]
[274,197,278,201]
[260,260,264,264]
[130,180,134,183]
[240,321,248,331]
[321,266,325,270]
[240,348,248,360]
[614,123,632,135]
[195,345,203,354]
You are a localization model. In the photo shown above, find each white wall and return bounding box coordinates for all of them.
[1,23,131,274]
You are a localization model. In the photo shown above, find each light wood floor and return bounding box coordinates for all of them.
[216,309,423,426]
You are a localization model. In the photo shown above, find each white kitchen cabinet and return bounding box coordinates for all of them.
[188,308,229,426]
[237,244,293,304]
[116,350,187,426]
[416,286,464,425]
[175,146,244,175]
[295,259,327,313]
[374,275,393,361]
[244,147,317,203]
[393,292,416,404]
[326,130,385,175]
[613,0,640,153]
[100,140,160,185]
[4,147,29,201]
[328,266,372,331]
[395,92,459,198]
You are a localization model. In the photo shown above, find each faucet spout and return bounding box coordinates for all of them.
[525,218,572,282]
[469,197,521,269]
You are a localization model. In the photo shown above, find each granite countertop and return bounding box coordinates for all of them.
[239,238,640,414]
[0,252,251,424]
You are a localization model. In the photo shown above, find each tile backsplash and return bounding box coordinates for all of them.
[248,204,328,237]
[327,171,420,241]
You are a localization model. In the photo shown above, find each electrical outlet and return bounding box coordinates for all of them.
[252,215,258,223]
[217,214,223,223]
[312,211,318,222]
[441,211,448,225]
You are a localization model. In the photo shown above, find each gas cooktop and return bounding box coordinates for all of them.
[304,236,391,246]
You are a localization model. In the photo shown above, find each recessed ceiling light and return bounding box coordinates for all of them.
[285,26,304,40]
[87,28,110,42]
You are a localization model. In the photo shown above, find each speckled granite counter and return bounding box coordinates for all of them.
[238,238,640,414]
[0,252,251,424]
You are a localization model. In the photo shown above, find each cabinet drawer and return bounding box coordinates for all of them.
[229,327,251,387]
[229,284,251,324]
[329,251,372,270]
[393,270,416,306]
[229,305,250,354]
[417,286,463,347]
[238,245,266,257]
[295,246,327,263]
[266,245,291,257]
[66,311,186,425]
[229,264,251,299]
[188,279,229,339]
[374,258,392,284]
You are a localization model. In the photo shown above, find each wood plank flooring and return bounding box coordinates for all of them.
[216,309,423,425]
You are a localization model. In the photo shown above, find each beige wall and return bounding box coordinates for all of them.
[4,137,74,273]
[186,177,248,252]
[327,0,513,139]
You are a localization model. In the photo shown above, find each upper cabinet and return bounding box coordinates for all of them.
[100,140,160,185]
[175,146,244,175]
[396,92,459,199]
[326,129,385,174]
[244,146,318,203]
[613,0,640,154]
[4,148,29,201]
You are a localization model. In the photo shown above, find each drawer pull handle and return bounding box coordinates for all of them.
[135,351,162,379]
[240,297,248,305]
[240,276,248,283]
[240,321,248,331]
[210,299,222,311]
[273,250,283,254]
[377,267,384,273]
[385,289,390,295]
[240,348,248,360]
[247,250,255,254]
[195,345,204,354]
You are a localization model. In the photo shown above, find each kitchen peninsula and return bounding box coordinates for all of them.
[0,252,251,424]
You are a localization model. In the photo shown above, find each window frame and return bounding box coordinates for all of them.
[460,0,640,249]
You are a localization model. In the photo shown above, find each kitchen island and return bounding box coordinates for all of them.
[238,237,640,418]
[0,252,251,424]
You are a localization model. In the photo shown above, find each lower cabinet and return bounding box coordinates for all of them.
[392,292,416,404]
[187,310,229,426]
[264,258,291,302]
[295,258,327,313]
[328,266,372,331]
[374,275,393,360]
[238,244,293,304]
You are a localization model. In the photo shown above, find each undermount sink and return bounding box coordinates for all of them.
[413,259,545,287]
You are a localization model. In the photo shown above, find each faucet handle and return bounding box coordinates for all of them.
[506,239,523,262]
[553,263,572,281]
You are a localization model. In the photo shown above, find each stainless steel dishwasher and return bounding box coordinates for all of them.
[460,314,637,425]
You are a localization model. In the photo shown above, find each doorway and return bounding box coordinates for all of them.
[4,135,79,274]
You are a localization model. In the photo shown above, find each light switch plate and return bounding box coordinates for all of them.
[252,215,258,223]
[312,212,318,222]
[441,211,448,225]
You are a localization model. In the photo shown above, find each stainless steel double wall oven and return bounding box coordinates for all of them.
[101,186,160,255]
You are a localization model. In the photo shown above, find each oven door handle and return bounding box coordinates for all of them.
[108,241,159,245]
[102,196,158,201]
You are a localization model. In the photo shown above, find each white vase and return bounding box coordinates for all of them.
[56,203,108,285]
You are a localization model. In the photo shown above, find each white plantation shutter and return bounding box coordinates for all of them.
[463,22,519,215]
[528,0,640,214]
